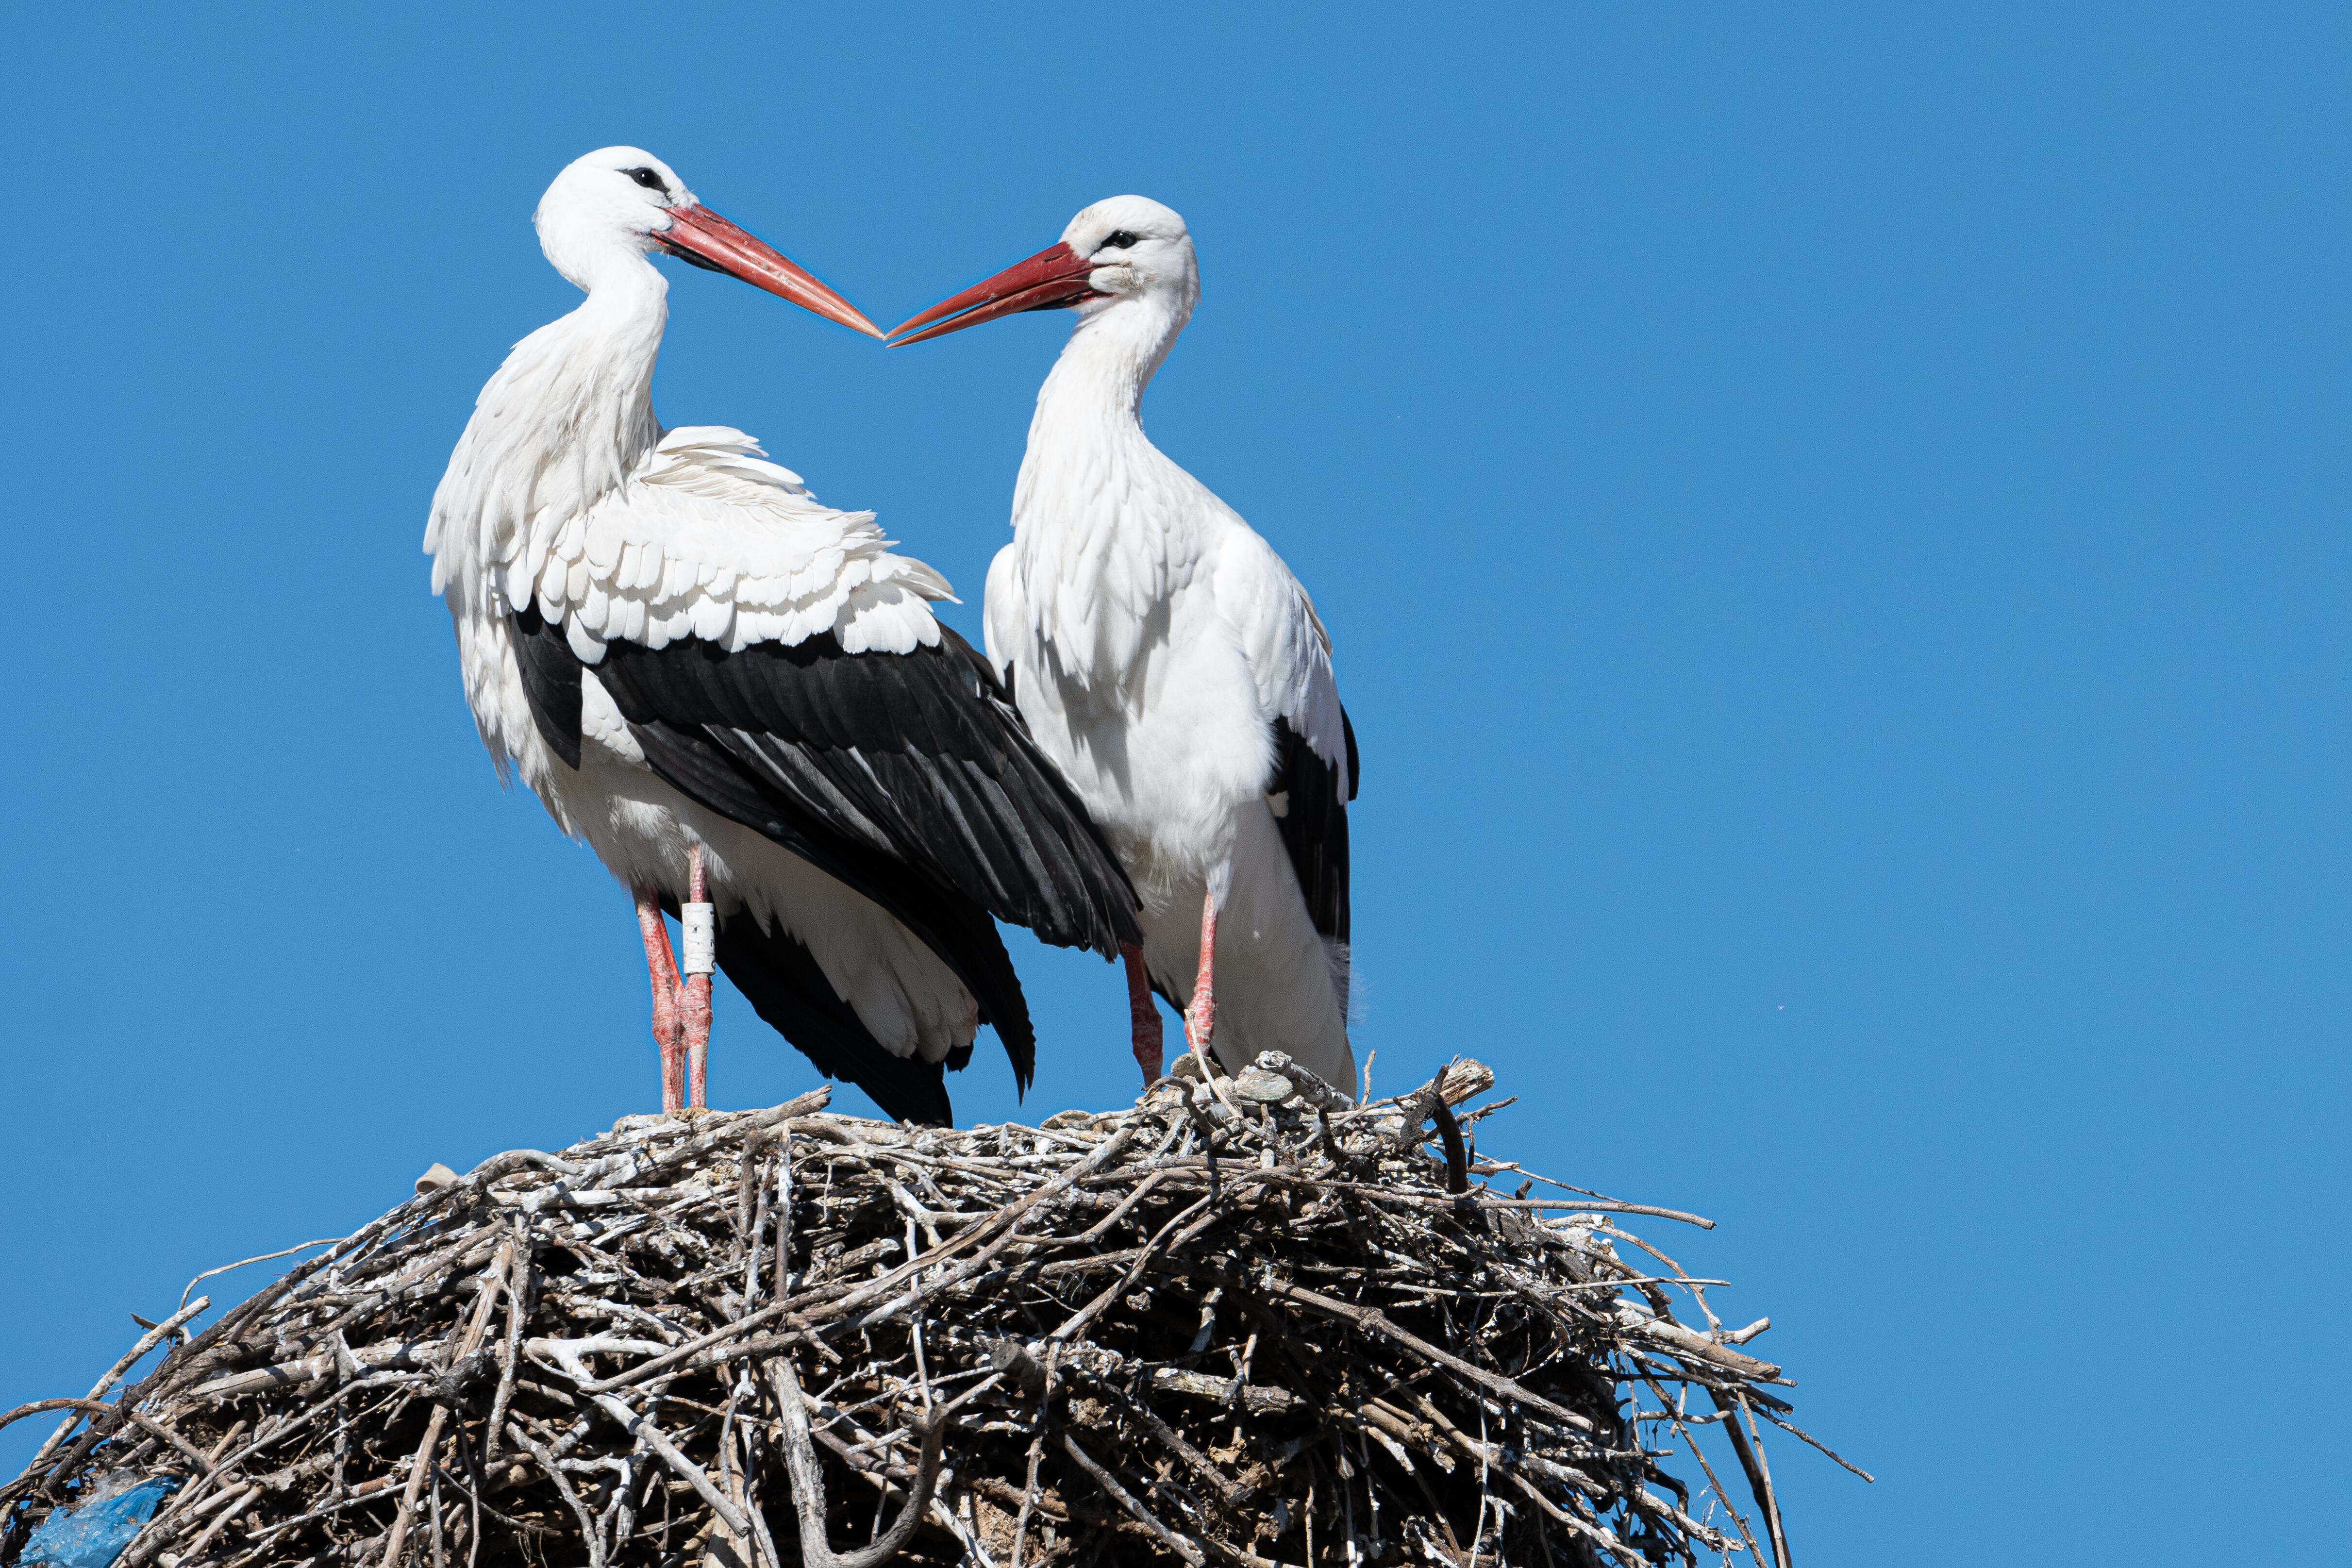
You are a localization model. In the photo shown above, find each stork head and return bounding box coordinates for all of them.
[533,147,881,336]
[888,195,1197,345]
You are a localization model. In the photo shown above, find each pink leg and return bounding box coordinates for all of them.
[683,848,712,1110]
[684,975,711,1109]
[1183,892,1218,1060]
[635,891,686,1113]
[1121,943,1163,1085]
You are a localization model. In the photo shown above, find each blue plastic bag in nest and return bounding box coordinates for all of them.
[20,1476,181,1568]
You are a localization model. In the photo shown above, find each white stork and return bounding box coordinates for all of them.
[425,148,1139,1123]
[890,196,1360,1098]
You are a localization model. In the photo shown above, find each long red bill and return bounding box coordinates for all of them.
[887,242,1101,345]
[660,205,883,338]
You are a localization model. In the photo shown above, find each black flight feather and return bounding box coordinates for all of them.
[507,614,1141,1118]
[593,627,1139,956]
[712,909,955,1125]
[1269,713,1353,943]
[511,604,583,769]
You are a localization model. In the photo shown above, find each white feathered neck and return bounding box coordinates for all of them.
[427,262,667,615]
[1008,290,1210,695]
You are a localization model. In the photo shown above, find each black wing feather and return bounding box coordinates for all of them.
[713,909,954,1125]
[598,628,1139,955]
[1271,712,1354,943]
[515,617,1142,1115]
[1342,706,1361,802]
[615,704,1038,1093]
[511,605,583,769]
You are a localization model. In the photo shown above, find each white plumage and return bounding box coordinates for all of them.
[895,196,1359,1097]
[426,149,1137,1122]
[436,423,952,663]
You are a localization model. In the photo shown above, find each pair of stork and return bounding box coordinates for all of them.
[426,148,1357,1125]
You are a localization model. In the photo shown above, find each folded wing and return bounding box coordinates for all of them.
[499,427,1139,1117]
[1216,526,1358,943]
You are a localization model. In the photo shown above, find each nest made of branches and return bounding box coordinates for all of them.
[3,1055,1857,1568]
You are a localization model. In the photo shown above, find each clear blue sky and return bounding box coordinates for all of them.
[3,4,2343,1561]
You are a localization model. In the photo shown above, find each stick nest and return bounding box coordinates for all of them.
[5,1055,1845,1568]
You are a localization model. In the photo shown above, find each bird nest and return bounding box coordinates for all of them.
[3,1057,1854,1568]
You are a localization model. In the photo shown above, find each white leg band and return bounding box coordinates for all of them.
[681,901,717,977]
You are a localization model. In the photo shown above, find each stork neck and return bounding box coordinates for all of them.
[566,258,670,427]
[1034,294,1186,436]
[1014,293,1195,565]
[1004,293,1199,695]
[424,255,671,605]
[517,259,671,483]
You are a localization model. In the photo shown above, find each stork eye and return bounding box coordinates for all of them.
[1098,230,1141,253]
[623,167,668,194]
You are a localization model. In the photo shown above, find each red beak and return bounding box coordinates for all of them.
[887,242,1102,345]
[659,205,883,338]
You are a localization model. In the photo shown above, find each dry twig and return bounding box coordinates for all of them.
[3,1059,1846,1568]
